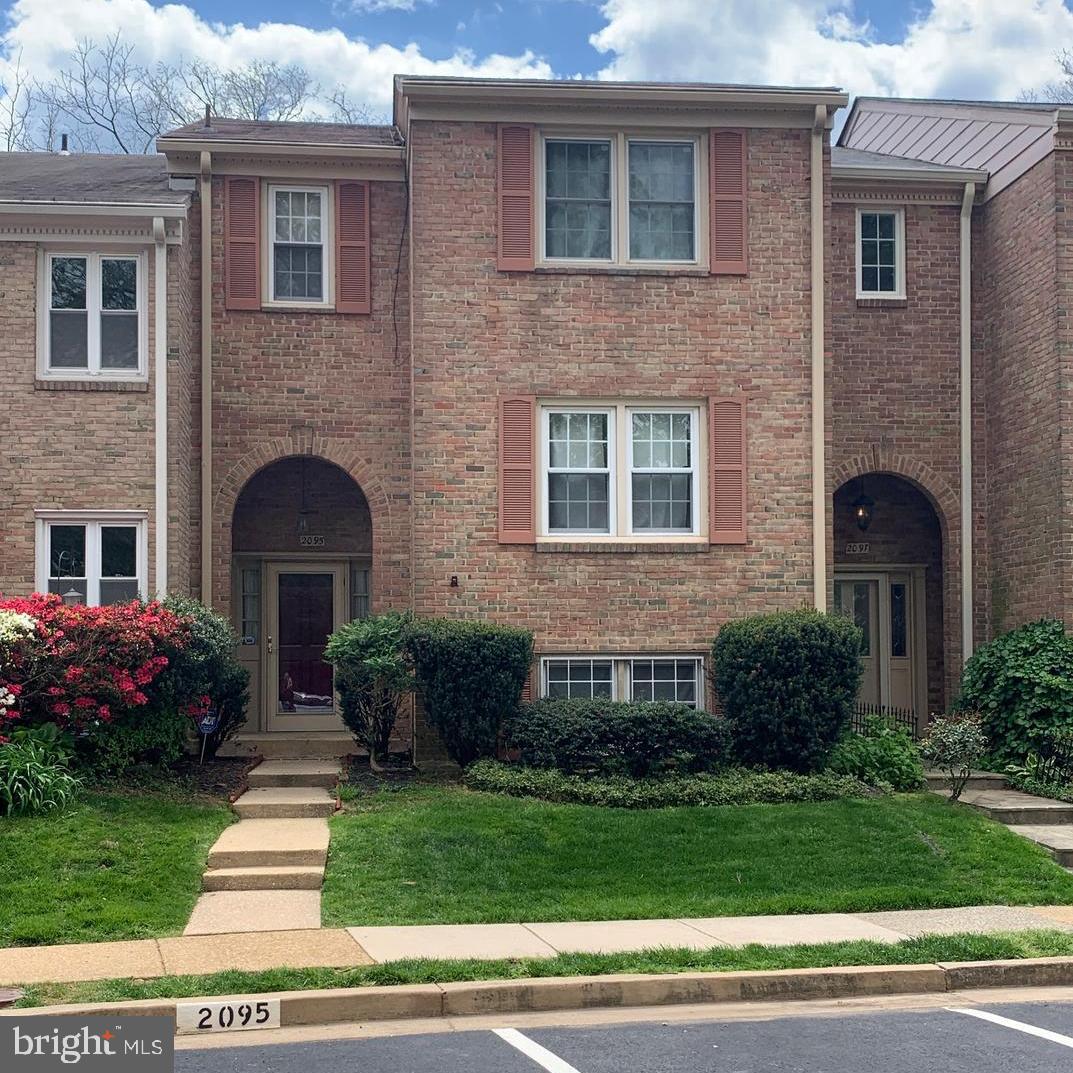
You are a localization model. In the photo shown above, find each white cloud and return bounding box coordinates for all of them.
[590,0,1073,101]
[0,0,552,120]
[348,0,433,11]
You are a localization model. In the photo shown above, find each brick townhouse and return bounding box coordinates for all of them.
[0,77,1068,756]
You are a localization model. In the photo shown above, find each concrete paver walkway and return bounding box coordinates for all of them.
[6,906,1073,988]
[184,758,341,936]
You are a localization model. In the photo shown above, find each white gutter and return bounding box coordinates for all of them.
[811,104,827,611]
[0,200,186,217]
[960,181,976,662]
[200,150,213,606]
[153,216,168,597]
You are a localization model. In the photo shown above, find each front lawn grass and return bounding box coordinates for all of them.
[322,786,1073,926]
[16,929,1073,1007]
[0,792,232,947]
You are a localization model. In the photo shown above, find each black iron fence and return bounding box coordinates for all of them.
[851,701,921,740]
[1036,729,1073,784]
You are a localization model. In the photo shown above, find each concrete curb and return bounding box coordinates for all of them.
[1,957,1044,1029]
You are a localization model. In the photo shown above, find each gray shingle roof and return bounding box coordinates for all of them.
[160,118,401,147]
[0,152,185,205]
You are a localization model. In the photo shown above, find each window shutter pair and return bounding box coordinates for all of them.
[497,396,747,544]
[495,124,748,274]
[223,177,371,312]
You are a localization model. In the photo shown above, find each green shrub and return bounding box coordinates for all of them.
[957,619,1073,764]
[504,698,731,777]
[326,612,414,763]
[826,716,925,791]
[406,618,533,766]
[921,713,988,801]
[711,609,863,773]
[0,735,81,816]
[464,758,873,809]
[76,706,190,775]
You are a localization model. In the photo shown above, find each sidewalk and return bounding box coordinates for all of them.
[5,905,1073,988]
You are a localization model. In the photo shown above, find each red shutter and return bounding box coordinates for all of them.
[497,124,535,271]
[336,180,371,314]
[499,395,536,543]
[224,176,260,310]
[520,667,534,704]
[709,397,747,544]
[709,130,748,275]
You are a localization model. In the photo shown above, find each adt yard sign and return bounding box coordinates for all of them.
[195,709,219,764]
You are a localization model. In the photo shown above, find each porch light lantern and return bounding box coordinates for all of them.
[852,482,875,533]
[61,588,82,606]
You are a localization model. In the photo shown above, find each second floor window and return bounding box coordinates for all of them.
[857,209,904,297]
[542,133,700,266]
[541,403,702,538]
[45,253,143,376]
[270,186,327,302]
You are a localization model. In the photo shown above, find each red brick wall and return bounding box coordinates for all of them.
[977,155,1062,632]
[828,197,967,707]
[0,240,168,597]
[204,175,411,620]
[408,120,820,679]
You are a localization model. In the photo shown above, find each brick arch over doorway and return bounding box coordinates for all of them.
[832,451,961,715]
[212,434,408,620]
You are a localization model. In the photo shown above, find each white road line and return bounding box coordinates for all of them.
[494,1027,583,1073]
[948,1007,1073,1049]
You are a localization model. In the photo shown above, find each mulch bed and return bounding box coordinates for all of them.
[88,755,257,804]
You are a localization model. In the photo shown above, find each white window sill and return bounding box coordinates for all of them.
[261,299,335,312]
[535,263,708,277]
[35,375,148,392]
[855,292,906,302]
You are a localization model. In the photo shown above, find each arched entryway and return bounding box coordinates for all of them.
[231,455,372,734]
[833,473,945,725]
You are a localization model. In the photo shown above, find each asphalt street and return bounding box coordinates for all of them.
[175,999,1073,1073]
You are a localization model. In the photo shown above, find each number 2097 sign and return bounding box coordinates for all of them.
[176,998,281,1034]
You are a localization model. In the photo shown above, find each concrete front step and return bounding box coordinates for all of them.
[207,818,330,869]
[219,733,354,760]
[233,787,337,819]
[1009,824,1073,867]
[184,890,322,935]
[248,759,341,789]
[202,865,324,892]
[957,787,1073,826]
[925,770,1007,793]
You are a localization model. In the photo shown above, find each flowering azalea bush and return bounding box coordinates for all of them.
[0,594,184,740]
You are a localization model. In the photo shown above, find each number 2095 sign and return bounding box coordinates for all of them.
[176,998,281,1034]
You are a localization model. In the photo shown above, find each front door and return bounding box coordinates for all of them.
[834,570,926,720]
[266,562,346,732]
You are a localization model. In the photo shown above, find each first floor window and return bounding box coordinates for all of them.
[857,209,903,297]
[38,514,145,606]
[542,656,704,708]
[270,186,327,302]
[45,252,143,375]
[542,403,701,538]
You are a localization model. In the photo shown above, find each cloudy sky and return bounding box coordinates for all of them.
[2,0,1073,121]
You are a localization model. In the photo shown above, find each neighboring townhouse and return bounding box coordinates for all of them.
[2,77,1071,756]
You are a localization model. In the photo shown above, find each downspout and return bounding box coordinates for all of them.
[811,104,827,610]
[199,150,213,606]
[960,181,976,663]
[153,216,168,596]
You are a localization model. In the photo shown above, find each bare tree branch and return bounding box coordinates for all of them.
[328,87,374,125]
[1021,48,1073,103]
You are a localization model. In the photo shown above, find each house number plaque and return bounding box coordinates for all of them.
[299,534,325,547]
[844,542,870,555]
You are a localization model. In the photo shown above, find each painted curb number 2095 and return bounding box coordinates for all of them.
[176,998,281,1034]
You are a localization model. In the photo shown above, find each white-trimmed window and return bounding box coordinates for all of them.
[35,511,147,606]
[540,403,702,539]
[856,208,905,298]
[542,656,704,708]
[268,184,332,303]
[541,133,702,266]
[41,252,146,377]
